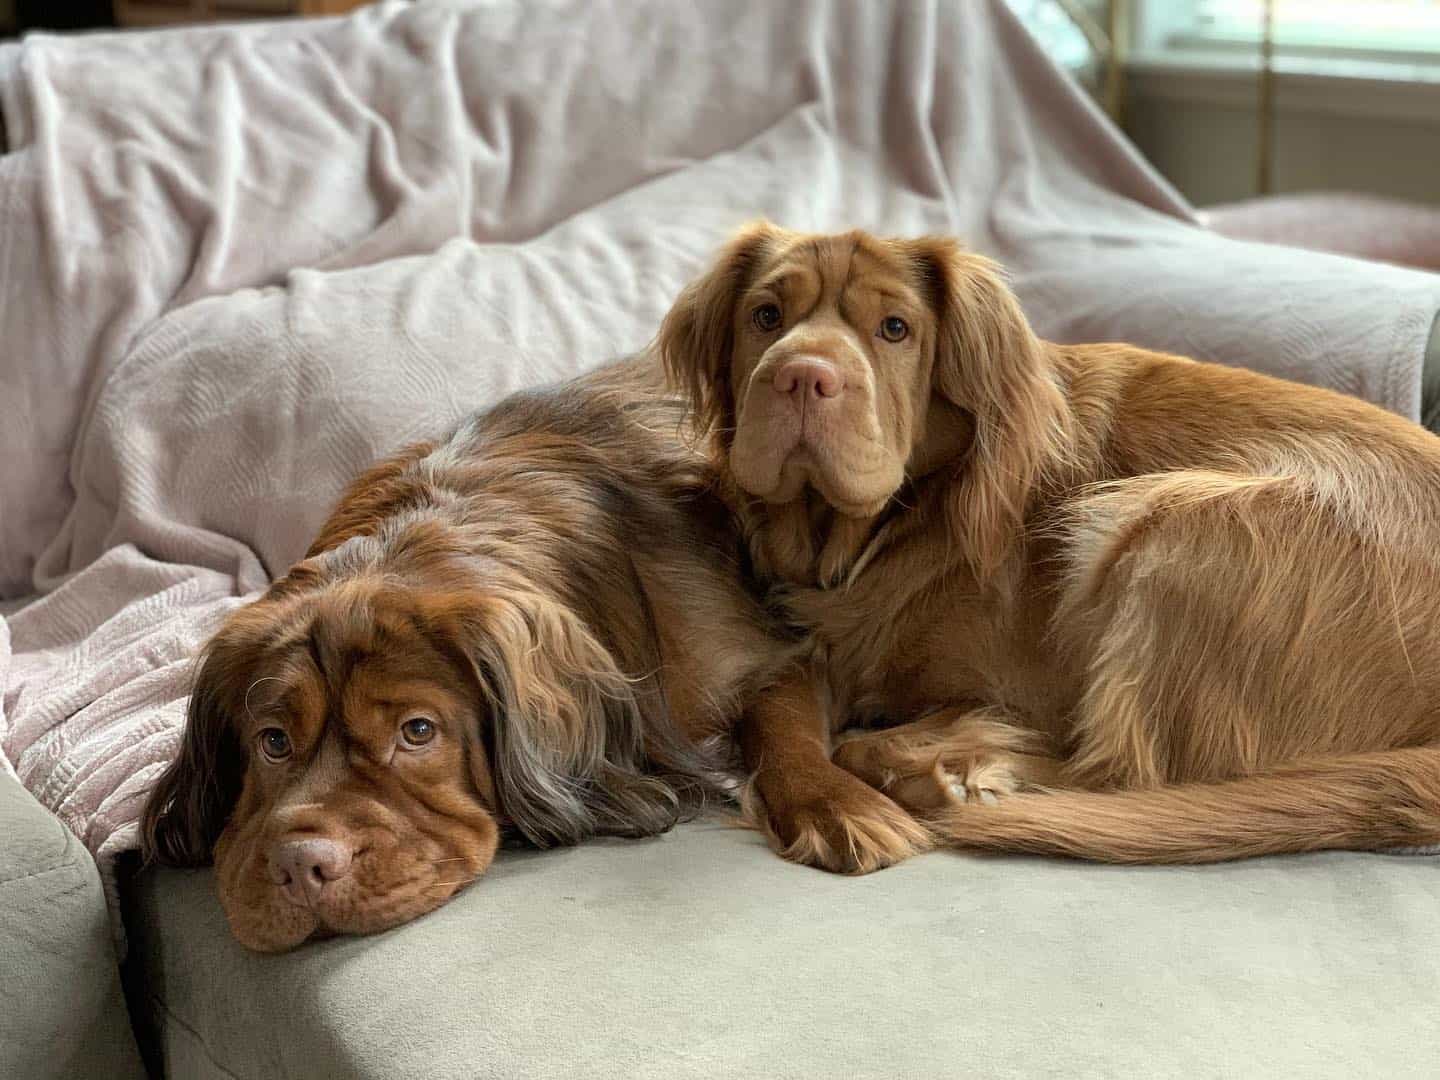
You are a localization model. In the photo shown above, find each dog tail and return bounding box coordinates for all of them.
[926,747,1440,863]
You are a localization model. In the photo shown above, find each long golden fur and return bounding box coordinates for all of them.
[659,222,1440,866]
[141,358,929,951]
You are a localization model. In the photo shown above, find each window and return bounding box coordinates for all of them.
[1139,0,1440,64]
[1005,0,1107,78]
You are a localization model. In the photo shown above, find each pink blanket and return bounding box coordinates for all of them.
[3,0,1438,937]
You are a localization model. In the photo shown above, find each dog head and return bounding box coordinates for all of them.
[657,223,1068,575]
[141,522,689,952]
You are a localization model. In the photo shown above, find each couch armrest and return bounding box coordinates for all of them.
[1422,311,1440,434]
[0,769,145,1080]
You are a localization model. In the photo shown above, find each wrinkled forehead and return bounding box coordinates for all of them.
[231,604,467,737]
[746,232,928,315]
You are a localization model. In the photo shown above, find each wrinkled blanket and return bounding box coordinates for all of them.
[3,0,1439,937]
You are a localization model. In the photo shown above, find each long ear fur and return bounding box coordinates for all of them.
[654,220,778,443]
[140,639,249,867]
[450,583,689,848]
[916,239,1072,577]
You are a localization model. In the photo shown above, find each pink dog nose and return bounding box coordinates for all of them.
[269,837,353,906]
[773,358,843,399]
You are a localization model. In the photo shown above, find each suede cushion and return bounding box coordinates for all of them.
[122,821,1440,1079]
[0,770,144,1080]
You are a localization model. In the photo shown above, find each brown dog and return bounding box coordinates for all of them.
[658,222,1440,866]
[141,358,927,951]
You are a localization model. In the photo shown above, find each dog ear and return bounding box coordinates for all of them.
[655,220,778,442]
[140,634,250,867]
[915,239,1070,578]
[445,581,684,848]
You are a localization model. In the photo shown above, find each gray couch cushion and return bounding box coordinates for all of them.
[1422,309,1440,433]
[123,820,1440,1079]
[0,769,145,1080]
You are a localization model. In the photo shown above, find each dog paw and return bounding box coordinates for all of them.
[832,712,1063,818]
[944,756,1029,805]
[876,755,1023,814]
[750,771,932,875]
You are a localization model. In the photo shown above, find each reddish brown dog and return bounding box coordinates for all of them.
[141,360,926,951]
[659,222,1440,867]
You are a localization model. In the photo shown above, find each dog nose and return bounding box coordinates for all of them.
[773,358,843,399]
[269,837,353,906]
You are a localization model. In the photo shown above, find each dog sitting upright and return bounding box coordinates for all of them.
[658,222,1440,865]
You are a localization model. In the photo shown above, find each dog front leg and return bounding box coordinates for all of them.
[737,666,932,874]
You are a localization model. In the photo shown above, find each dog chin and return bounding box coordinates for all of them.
[225,885,462,953]
[807,462,901,519]
[223,899,318,953]
[735,445,900,520]
[730,410,903,517]
[813,475,896,518]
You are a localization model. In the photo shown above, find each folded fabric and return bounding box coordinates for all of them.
[4,0,1437,598]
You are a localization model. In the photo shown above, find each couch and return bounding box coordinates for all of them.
[3,2,1439,1077]
[0,769,145,1079]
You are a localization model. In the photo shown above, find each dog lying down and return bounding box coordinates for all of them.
[143,227,1440,951]
[660,222,1440,867]
[141,358,930,952]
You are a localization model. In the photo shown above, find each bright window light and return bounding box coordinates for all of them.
[1184,0,1440,55]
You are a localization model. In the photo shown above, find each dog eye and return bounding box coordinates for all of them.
[879,316,909,343]
[258,727,292,761]
[752,303,783,332]
[400,716,437,747]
